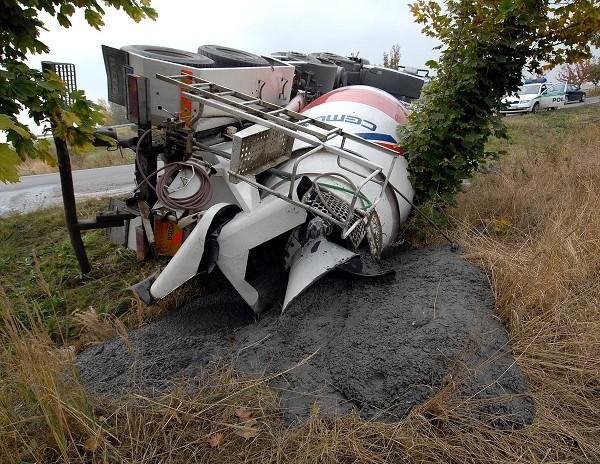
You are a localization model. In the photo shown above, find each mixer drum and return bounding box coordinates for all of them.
[266,85,414,250]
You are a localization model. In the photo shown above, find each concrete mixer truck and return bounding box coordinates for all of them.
[97,44,425,312]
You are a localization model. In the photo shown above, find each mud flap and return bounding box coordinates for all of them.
[129,271,159,305]
[283,237,357,311]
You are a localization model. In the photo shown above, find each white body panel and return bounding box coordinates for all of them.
[501,82,566,113]
[150,203,233,300]
[125,51,295,124]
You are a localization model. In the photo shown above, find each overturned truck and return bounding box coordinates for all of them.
[99,44,427,312]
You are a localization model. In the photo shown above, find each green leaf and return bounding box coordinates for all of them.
[499,0,514,14]
[36,138,57,167]
[60,4,75,16]
[0,115,32,139]
[37,79,65,92]
[61,111,81,127]
[0,143,20,183]
[84,9,104,29]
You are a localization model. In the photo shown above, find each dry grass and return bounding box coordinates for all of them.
[449,106,600,461]
[1,105,599,462]
[586,87,600,97]
[17,147,134,176]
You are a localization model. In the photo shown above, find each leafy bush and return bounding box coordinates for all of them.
[403,0,600,205]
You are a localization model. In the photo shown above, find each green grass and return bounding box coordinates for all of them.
[488,104,600,153]
[0,199,147,344]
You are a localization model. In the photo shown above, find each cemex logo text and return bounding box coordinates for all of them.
[313,114,377,132]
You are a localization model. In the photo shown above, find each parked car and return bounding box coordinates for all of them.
[500,82,566,114]
[561,83,586,103]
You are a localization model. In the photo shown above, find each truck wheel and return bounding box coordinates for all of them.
[197,45,269,67]
[121,45,215,68]
[272,51,318,63]
[310,52,358,72]
[531,102,540,113]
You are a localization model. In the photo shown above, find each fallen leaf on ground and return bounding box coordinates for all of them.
[235,407,253,422]
[84,436,98,452]
[234,425,260,440]
[207,432,224,448]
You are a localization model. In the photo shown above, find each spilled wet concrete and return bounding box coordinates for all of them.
[77,246,534,427]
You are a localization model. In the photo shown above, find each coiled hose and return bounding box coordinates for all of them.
[134,129,213,212]
[156,160,212,211]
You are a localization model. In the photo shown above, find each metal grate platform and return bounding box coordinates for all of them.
[230,124,294,182]
[303,187,367,249]
[41,62,77,105]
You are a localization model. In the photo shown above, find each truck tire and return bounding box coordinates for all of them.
[197,45,269,67]
[310,52,361,73]
[122,45,215,68]
[272,51,318,63]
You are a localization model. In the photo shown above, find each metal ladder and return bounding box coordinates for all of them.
[156,73,399,241]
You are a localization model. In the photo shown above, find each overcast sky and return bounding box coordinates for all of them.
[27,0,441,104]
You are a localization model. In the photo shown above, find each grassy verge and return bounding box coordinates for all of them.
[1,104,599,462]
[0,200,148,347]
[587,86,600,97]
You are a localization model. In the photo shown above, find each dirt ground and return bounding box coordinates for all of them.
[77,245,534,427]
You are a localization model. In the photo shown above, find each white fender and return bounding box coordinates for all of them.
[283,237,356,311]
[150,203,235,300]
[216,196,308,313]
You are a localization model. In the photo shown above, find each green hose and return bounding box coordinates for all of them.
[317,182,372,208]
[270,172,372,208]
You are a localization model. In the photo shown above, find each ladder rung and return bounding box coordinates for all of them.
[156,73,398,169]
[241,99,261,106]
[268,108,287,115]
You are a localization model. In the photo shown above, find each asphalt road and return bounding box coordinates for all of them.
[0,163,136,217]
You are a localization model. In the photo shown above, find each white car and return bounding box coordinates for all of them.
[501,83,566,114]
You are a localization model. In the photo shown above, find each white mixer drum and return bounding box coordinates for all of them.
[268,85,414,249]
